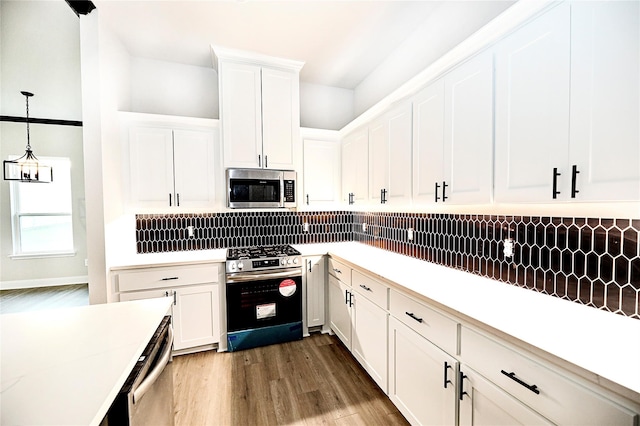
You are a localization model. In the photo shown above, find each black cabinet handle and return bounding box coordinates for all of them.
[359,284,372,292]
[306,194,309,205]
[265,155,268,168]
[308,260,312,272]
[381,188,387,204]
[161,276,179,281]
[405,311,423,323]
[459,371,468,400]
[169,193,172,207]
[500,370,540,394]
[165,291,169,297]
[258,154,261,168]
[173,291,177,306]
[176,193,180,207]
[435,182,440,202]
[552,167,561,199]
[348,192,354,205]
[444,362,453,389]
[571,165,580,198]
[442,181,448,201]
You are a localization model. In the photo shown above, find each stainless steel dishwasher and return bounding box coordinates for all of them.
[103,316,174,426]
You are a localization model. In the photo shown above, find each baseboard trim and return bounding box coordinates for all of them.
[0,276,89,291]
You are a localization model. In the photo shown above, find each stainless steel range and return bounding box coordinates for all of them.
[225,245,303,351]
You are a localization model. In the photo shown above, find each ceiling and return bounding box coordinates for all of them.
[94,0,515,90]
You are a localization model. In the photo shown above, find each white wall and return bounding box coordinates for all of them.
[353,0,514,116]
[0,0,88,289]
[299,82,354,130]
[130,57,218,119]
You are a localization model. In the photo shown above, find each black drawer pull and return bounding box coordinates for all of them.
[161,277,179,281]
[501,370,540,395]
[435,182,441,202]
[405,312,423,323]
[571,164,580,198]
[552,167,561,199]
[459,371,468,400]
[333,268,342,274]
[359,284,372,292]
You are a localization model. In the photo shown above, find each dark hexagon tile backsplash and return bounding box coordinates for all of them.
[136,211,639,319]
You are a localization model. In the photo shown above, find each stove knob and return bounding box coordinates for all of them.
[229,262,236,271]
[281,258,287,266]
[293,258,299,265]
[237,262,244,270]
[287,259,292,265]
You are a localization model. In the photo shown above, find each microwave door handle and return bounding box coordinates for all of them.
[132,326,173,404]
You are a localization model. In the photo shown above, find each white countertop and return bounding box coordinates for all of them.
[106,242,640,398]
[110,249,226,270]
[324,242,640,398]
[0,297,173,426]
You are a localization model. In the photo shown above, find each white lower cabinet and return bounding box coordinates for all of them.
[388,316,457,425]
[113,263,222,353]
[304,255,326,329]
[328,274,353,350]
[458,365,552,426]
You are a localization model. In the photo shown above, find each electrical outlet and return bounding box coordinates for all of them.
[503,238,514,258]
[187,226,194,238]
[407,228,414,241]
[303,222,309,232]
[84,259,88,267]
[362,223,367,232]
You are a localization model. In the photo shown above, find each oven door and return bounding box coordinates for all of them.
[226,269,302,333]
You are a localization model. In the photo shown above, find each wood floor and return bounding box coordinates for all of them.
[0,284,89,314]
[172,333,409,426]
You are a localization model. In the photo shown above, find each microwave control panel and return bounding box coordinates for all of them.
[284,180,295,202]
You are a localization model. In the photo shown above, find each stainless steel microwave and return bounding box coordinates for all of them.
[226,168,296,209]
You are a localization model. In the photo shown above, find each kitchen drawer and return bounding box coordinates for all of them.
[328,257,351,285]
[389,289,458,355]
[117,264,220,292]
[352,270,388,309]
[461,326,639,425]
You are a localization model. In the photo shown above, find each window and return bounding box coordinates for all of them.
[10,157,74,257]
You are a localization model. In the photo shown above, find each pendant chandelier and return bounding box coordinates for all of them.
[3,91,53,183]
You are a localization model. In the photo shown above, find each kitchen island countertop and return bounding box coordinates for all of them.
[0,297,173,426]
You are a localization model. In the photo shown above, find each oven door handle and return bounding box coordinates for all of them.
[226,269,302,283]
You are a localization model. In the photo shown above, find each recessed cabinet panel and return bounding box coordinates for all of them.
[368,117,388,202]
[328,274,352,350]
[444,50,493,204]
[412,79,445,203]
[220,62,262,169]
[129,127,174,207]
[388,317,457,426]
[303,139,341,206]
[262,67,297,169]
[341,128,368,204]
[352,292,388,393]
[172,284,219,351]
[569,1,640,201]
[305,256,326,328]
[494,3,571,202]
[173,129,216,207]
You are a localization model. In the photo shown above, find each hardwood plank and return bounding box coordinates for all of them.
[172,333,409,426]
[0,284,88,314]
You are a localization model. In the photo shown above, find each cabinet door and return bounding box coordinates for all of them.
[569,1,640,201]
[444,50,493,204]
[387,102,413,204]
[352,292,388,393]
[173,129,216,207]
[305,256,326,328]
[388,317,457,426]
[459,366,552,426]
[129,127,174,208]
[328,275,352,350]
[368,116,389,203]
[412,79,445,204]
[220,62,262,168]
[172,284,220,351]
[494,3,571,203]
[261,67,297,169]
[303,139,341,206]
[341,128,368,204]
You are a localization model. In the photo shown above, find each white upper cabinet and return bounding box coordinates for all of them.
[125,115,218,210]
[568,1,639,201]
[342,127,369,205]
[213,46,303,170]
[413,49,493,205]
[302,130,341,207]
[495,1,639,203]
[368,102,413,205]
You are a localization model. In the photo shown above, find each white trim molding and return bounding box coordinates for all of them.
[0,275,89,291]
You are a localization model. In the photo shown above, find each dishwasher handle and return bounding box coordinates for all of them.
[133,326,173,404]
